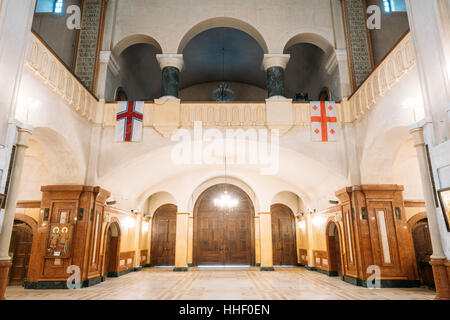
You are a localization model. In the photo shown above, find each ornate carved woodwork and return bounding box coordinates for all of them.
[25,185,110,288]
[335,185,419,287]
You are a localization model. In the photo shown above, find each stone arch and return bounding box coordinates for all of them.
[188,176,260,215]
[177,17,269,54]
[142,191,178,217]
[283,32,335,56]
[271,191,304,216]
[18,127,83,200]
[112,34,163,58]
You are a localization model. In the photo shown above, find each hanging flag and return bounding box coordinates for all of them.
[310,101,338,142]
[115,101,144,142]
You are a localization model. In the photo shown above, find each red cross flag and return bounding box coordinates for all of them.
[115,101,144,142]
[310,101,338,142]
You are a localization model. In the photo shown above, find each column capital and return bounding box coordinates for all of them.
[409,117,432,147]
[16,128,32,148]
[156,54,184,71]
[262,54,290,71]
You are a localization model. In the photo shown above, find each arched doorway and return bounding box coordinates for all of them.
[103,221,121,278]
[271,204,297,266]
[150,204,177,266]
[411,217,435,288]
[194,184,254,266]
[8,219,34,286]
[326,221,342,277]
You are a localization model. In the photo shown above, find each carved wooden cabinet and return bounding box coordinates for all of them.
[25,186,110,289]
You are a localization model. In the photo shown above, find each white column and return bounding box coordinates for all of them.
[406,0,450,143]
[0,125,33,259]
[409,122,446,260]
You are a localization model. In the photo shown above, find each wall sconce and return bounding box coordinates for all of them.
[297,220,306,230]
[307,208,316,214]
[106,200,117,206]
[296,212,304,218]
[329,200,339,205]
[131,209,140,214]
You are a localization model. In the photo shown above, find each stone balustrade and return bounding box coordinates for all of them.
[24,31,414,131]
[25,32,98,122]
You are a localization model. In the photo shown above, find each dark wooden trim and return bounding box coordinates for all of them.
[16,201,41,209]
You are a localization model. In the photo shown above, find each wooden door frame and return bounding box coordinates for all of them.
[150,204,177,266]
[325,219,344,276]
[101,218,121,276]
[193,184,255,266]
[8,216,37,286]
[270,203,298,266]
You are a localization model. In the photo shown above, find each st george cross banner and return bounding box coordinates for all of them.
[115,101,144,142]
[310,101,338,142]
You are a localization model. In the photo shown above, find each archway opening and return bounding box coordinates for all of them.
[194,184,255,266]
[181,27,266,101]
[411,217,435,289]
[150,204,177,267]
[271,204,297,266]
[104,222,121,278]
[8,220,34,286]
[326,221,342,277]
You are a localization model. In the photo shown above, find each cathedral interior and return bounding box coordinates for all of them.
[0,0,450,303]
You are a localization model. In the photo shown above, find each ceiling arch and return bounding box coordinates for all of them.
[177,17,269,54]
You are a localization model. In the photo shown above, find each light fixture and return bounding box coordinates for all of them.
[214,191,239,209]
[214,156,239,210]
[212,42,234,101]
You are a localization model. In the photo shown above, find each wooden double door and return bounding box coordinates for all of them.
[195,184,254,266]
[271,204,297,266]
[8,222,33,285]
[412,218,435,288]
[151,204,177,266]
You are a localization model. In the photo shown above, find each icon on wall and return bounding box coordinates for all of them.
[438,188,450,232]
[45,223,74,259]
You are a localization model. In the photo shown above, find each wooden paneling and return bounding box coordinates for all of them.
[299,249,308,265]
[26,185,111,285]
[335,185,419,283]
[151,204,177,266]
[271,204,297,266]
[140,250,149,266]
[194,184,254,266]
[313,250,330,271]
[118,251,135,272]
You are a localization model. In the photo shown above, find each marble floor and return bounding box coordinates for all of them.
[5,267,435,300]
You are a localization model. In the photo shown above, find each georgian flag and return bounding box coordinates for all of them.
[115,101,144,142]
[310,101,338,142]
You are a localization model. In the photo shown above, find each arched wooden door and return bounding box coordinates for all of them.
[271,204,297,266]
[8,222,33,285]
[151,204,177,266]
[194,184,254,266]
[327,221,342,276]
[104,222,120,277]
[412,218,435,288]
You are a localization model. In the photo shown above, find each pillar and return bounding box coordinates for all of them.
[156,54,184,99]
[410,123,450,299]
[0,126,32,300]
[259,212,274,271]
[173,212,189,272]
[262,54,290,99]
